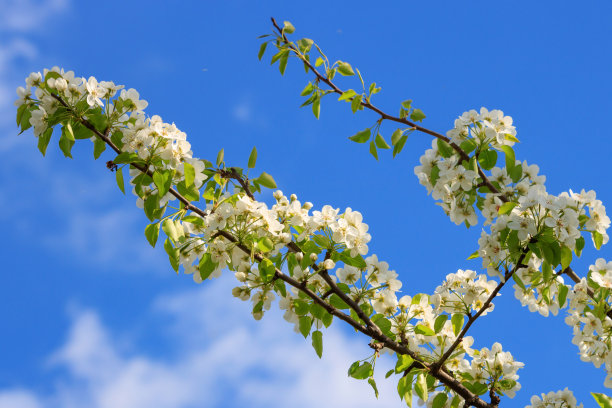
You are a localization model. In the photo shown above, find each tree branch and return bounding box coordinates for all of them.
[270,17,503,201]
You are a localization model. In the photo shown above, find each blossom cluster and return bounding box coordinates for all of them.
[565,260,612,387]
[524,388,583,408]
[20,68,605,404]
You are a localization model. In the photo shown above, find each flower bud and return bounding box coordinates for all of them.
[303,201,313,210]
[309,253,318,263]
[273,190,283,200]
[323,259,335,270]
[55,78,68,92]
[296,252,304,262]
[290,194,297,202]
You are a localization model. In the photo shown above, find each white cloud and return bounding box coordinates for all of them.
[0,0,69,134]
[0,275,400,408]
[232,102,252,122]
[0,390,42,408]
[0,0,68,33]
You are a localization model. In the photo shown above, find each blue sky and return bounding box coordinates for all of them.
[0,0,611,406]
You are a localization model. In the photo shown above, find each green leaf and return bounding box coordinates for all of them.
[37,127,53,156]
[349,362,373,380]
[297,38,314,53]
[498,202,518,215]
[466,250,479,260]
[371,314,392,336]
[339,251,367,268]
[392,135,408,158]
[153,170,173,198]
[19,107,32,134]
[558,284,569,308]
[273,279,287,297]
[499,145,516,172]
[337,61,355,76]
[315,57,324,67]
[349,128,371,143]
[16,104,27,126]
[593,231,604,250]
[414,373,428,401]
[478,149,498,170]
[247,147,258,169]
[414,324,435,336]
[63,123,75,142]
[337,90,356,103]
[162,218,179,242]
[216,148,224,166]
[144,223,160,247]
[460,138,478,154]
[401,100,412,110]
[375,133,390,149]
[199,252,218,280]
[575,236,585,256]
[395,354,414,373]
[368,378,379,399]
[143,194,159,221]
[279,51,289,75]
[255,172,277,189]
[391,129,403,145]
[283,21,295,34]
[115,167,125,194]
[258,236,275,253]
[434,315,448,333]
[93,138,106,159]
[183,162,195,187]
[258,258,276,282]
[437,139,454,158]
[299,315,312,338]
[329,294,350,309]
[560,245,572,270]
[113,152,138,164]
[257,42,268,60]
[59,130,75,158]
[164,238,179,273]
[432,393,448,408]
[350,94,362,113]
[300,82,314,96]
[369,140,378,160]
[451,314,464,336]
[312,96,320,119]
[592,392,612,408]
[312,330,323,358]
[410,108,426,122]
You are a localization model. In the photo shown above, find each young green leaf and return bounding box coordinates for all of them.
[283,21,295,34]
[375,133,390,149]
[144,223,161,247]
[451,314,464,336]
[410,108,426,122]
[37,127,53,156]
[93,138,106,159]
[299,315,312,338]
[256,172,277,189]
[498,202,518,215]
[414,373,428,401]
[337,61,355,76]
[348,128,371,143]
[216,148,224,166]
[368,378,379,399]
[115,167,125,194]
[369,140,378,160]
[312,330,323,358]
[257,42,268,60]
[392,135,408,158]
[248,147,257,168]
